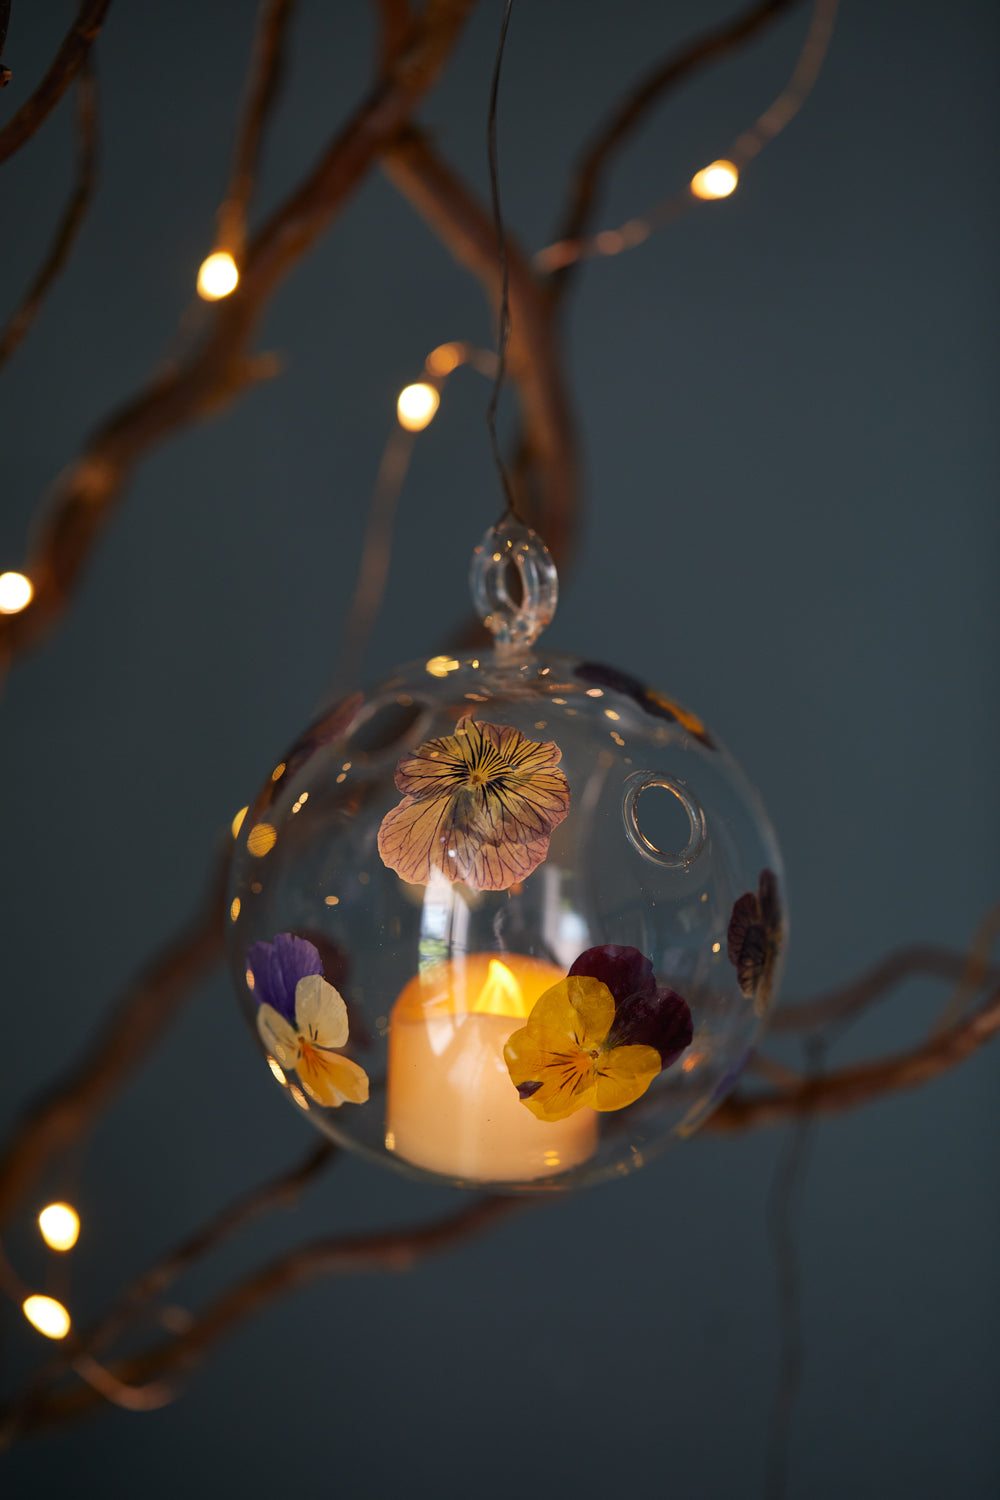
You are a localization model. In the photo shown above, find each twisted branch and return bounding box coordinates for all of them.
[546,0,803,307]
[0,0,111,164]
[1,1195,520,1439]
[0,0,475,671]
[0,852,228,1228]
[711,980,1000,1131]
[0,58,98,369]
[382,127,578,569]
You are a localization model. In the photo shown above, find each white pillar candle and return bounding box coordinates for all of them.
[386,953,598,1182]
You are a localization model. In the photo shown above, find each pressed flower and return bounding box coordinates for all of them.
[727,868,783,1010]
[377,717,570,892]
[247,934,369,1108]
[505,945,693,1122]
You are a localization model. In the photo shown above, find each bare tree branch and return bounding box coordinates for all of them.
[0,0,476,672]
[546,0,804,308]
[0,0,12,89]
[1,1196,521,1438]
[0,852,228,1228]
[0,58,98,369]
[382,127,579,571]
[215,0,298,260]
[768,945,996,1034]
[0,0,111,165]
[536,0,837,276]
[2,1141,338,1433]
[710,981,1000,1131]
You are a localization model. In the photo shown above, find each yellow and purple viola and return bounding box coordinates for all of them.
[504,944,693,1122]
[247,933,369,1108]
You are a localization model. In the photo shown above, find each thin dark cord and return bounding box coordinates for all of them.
[763,1038,825,1500]
[485,0,523,525]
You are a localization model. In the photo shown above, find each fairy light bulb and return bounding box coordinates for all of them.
[196,251,239,300]
[396,383,440,432]
[22,1295,71,1339]
[0,571,33,614]
[38,1202,80,1251]
[690,160,739,200]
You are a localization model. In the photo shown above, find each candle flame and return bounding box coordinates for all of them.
[472,959,526,1018]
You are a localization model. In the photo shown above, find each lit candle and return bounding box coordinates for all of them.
[386,952,598,1182]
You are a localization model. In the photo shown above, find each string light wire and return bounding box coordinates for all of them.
[485,0,523,525]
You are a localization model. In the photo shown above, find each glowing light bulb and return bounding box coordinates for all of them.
[0,571,33,614]
[38,1202,80,1252]
[426,342,463,376]
[22,1294,71,1339]
[196,251,239,300]
[231,806,248,839]
[690,160,739,200]
[396,383,440,432]
[425,656,460,678]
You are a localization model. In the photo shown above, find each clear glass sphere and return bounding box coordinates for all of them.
[227,525,785,1191]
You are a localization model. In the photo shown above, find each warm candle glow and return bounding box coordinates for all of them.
[690,160,739,199]
[23,1295,71,1339]
[396,382,440,431]
[196,251,239,300]
[0,571,33,614]
[38,1202,80,1251]
[387,953,598,1181]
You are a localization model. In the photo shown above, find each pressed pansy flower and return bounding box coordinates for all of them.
[727,868,783,1011]
[377,717,570,892]
[504,945,693,1122]
[247,933,369,1108]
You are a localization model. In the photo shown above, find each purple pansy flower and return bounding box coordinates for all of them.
[246,933,323,1022]
[568,944,693,1070]
[727,868,783,1009]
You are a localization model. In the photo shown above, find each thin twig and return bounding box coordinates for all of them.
[536,0,837,276]
[4,1142,337,1429]
[382,127,578,568]
[335,424,417,692]
[215,0,298,260]
[0,0,111,165]
[769,946,998,1035]
[710,980,1000,1131]
[0,0,476,671]
[0,0,12,88]
[0,851,229,1228]
[1,1196,523,1438]
[0,58,98,369]
[545,0,803,306]
[376,0,414,74]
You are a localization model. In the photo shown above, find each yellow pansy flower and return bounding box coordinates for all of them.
[503,975,663,1122]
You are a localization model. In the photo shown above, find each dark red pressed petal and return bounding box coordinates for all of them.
[568,944,656,1005]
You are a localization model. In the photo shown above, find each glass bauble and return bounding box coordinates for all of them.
[227,523,785,1190]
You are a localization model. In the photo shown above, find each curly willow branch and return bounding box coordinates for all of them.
[545,0,805,307]
[0,0,476,673]
[0,58,99,369]
[0,1197,521,1439]
[0,0,111,164]
[710,980,1000,1131]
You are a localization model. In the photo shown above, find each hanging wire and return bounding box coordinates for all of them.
[485,0,524,525]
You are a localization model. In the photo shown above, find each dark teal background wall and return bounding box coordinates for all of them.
[1,2,997,1495]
